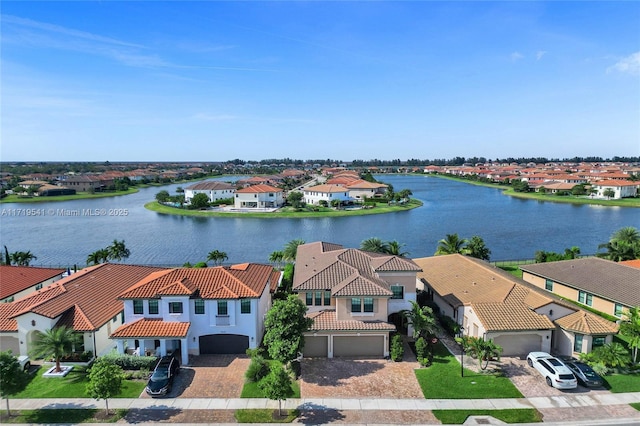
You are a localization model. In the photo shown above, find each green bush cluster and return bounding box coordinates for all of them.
[415,337,429,367]
[390,334,404,362]
[245,355,269,383]
[101,351,158,370]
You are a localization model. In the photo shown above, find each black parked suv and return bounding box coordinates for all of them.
[145,354,180,397]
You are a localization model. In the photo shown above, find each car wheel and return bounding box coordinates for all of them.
[24,362,31,371]
[527,358,533,367]
[546,377,553,387]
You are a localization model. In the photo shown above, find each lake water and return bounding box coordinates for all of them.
[1,175,638,268]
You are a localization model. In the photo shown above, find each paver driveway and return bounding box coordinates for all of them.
[140,354,250,399]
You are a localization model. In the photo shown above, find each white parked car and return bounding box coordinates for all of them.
[526,352,577,389]
[17,355,31,371]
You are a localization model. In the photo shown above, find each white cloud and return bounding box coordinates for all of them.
[510,51,524,61]
[607,51,640,75]
[536,51,547,61]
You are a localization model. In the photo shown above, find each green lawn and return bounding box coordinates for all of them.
[497,265,523,279]
[235,409,299,423]
[0,188,139,203]
[603,372,640,393]
[0,409,127,424]
[631,403,640,411]
[240,360,300,398]
[13,366,146,398]
[432,409,542,424]
[414,343,523,399]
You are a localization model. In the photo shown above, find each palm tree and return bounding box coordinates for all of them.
[464,337,503,370]
[619,307,640,364]
[3,245,11,265]
[464,236,491,261]
[9,251,38,266]
[207,249,228,266]
[612,227,640,245]
[87,249,109,265]
[386,240,409,257]
[435,233,468,255]
[401,301,438,339]
[107,240,130,261]
[592,343,630,368]
[360,237,390,254]
[30,326,80,373]
[269,250,284,269]
[282,239,305,262]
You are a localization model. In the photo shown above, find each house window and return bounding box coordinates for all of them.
[133,300,144,315]
[194,299,205,314]
[112,316,117,323]
[305,292,313,306]
[241,299,251,314]
[574,334,583,352]
[545,279,553,291]
[169,301,183,314]
[614,303,624,317]
[592,336,606,348]
[217,300,228,316]
[351,298,361,313]
[364,298,374,313]
[35,283,43,290]
[391,285,404,300]
[315,291,322,306]
[149,300,159,315]
[578,291,593,306]
[324,291,331,306]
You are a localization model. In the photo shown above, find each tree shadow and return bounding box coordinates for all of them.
[296,402,346,425]
[122,406,182,424]
[301,358,385,386]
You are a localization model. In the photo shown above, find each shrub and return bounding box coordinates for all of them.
[390,334,404,362]
[245,355,269,383]
[101,351,158,371]
[415,337,429,366]
[438,315,460,336]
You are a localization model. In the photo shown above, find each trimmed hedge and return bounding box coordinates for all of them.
[101,351,158,370]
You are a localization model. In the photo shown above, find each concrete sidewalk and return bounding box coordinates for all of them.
[7,392,640,411]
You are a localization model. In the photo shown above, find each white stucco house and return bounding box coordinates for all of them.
[233,184,284,210]
[590,180,639,199]
[111,263,280,366]
[0,265,66,304]
[303,184,352,206]
[184,181,236,204]
[0,264,163,359]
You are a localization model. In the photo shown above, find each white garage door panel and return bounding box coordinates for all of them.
[0,336,20,354]
[494,334,542,356]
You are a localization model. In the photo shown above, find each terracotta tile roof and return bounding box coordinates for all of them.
[293,242,420,297]
[521,258,640,307]
[345,180,388,189]
[554,311,618,334]
[0,265,65,299]
[307,310,396,331]
[304,184,349,193]
[591,179,639,187]
[118,264,274,300]
[235,184,282,193]
[111,318,190,338]
[0,264,164,332]
[269,270,281,293]
[185,181,236,191]
[620,259,640,269]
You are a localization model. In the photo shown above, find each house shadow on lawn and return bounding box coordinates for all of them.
[301,358,386,386]
[296,402,346,425]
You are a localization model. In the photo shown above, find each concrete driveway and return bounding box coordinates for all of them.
[140,354,250,399]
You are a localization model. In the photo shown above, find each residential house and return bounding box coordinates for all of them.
[64,175,114,192]
[184,181,236,204]
[112,263,279,365]
[414,255,618,357]
[590,180,639,199]
[0,265,66,304]
[0,264,163,358]
[233,184,284,210]
[521,257,640,320]
[292,242,422,358]
[303,184,351,206]
[345,180,388,201]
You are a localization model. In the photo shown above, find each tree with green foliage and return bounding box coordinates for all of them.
[619,306,640,364]
[401,301,437,340]
[511,179,530,192]
[435,233,468,255]
[263,295,313,364]
[456,336,503,370]
[535,246,580,263]
[190,193,210,209]
[571,184,587,196]
[415,337,429,366]
[9,251,38,266]
[30,326,81,373]
[603,188,615,199]
[259,364,294,416]
[282,239,305,262]
[597,227,640,261]
[465,236,491,261]
[0,351,29,416]
[3,245,11,265]
[286,191,304,209]
[155,190,171,203]
[390,334,404,362]
[207,249,228,266]
[87,248,110,265]
[386,240,409,257]
[107,240,130,262]
[360,237,390,254]
[86,358,124,415]
[269,250,284,269]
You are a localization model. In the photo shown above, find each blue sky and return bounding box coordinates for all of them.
[2,1,639,162]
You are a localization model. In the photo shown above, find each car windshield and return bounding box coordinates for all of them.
[578,365,598,378]
[559,374,575,380]
[151,368,169,381]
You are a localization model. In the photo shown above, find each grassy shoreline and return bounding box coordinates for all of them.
[427,174,640,208]
[145,199,423,218]
[0,188,140,203]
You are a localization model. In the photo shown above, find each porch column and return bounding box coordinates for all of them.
[159,339,167,356]
[116,340,125,354]
[181,338,189,366]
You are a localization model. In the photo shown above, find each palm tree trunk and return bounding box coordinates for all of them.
[55,357,61,373]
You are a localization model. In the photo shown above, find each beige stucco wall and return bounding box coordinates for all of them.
[297,292,334,313]
[335,297,388,321]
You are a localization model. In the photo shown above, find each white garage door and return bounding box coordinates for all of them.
[0,336,20,354]
[494,334,542,356]
[333,336,384,357]
[304,336,328,357]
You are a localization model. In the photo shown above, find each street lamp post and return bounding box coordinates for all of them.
[459,326,465,378]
